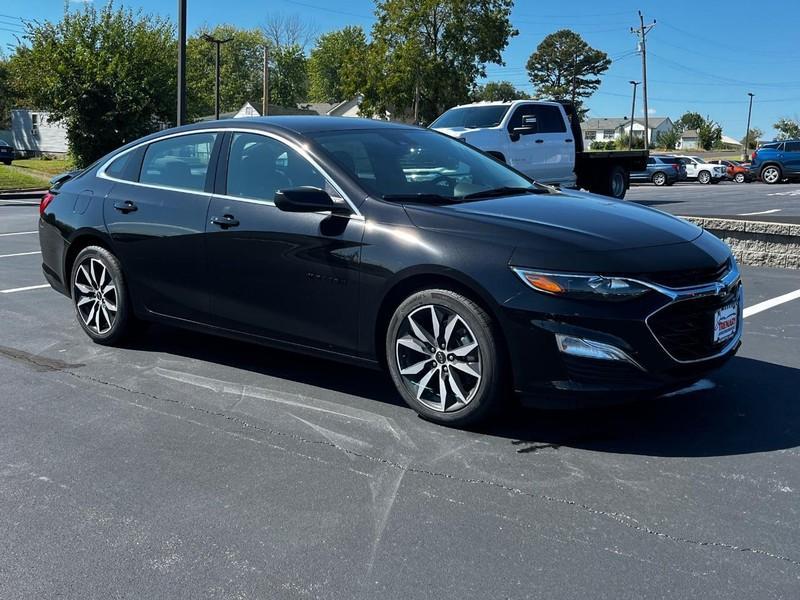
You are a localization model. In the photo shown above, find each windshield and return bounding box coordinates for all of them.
[309,128,541,203]
[430,105,510,130]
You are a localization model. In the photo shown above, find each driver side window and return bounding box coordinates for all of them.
[226,132,329,202]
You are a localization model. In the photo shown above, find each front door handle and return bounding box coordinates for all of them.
[535,139,544,144]
[210,214,239,229]
[113,200,137,213]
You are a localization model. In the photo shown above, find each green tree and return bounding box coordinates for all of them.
[677,111,704,131]
[656,126,681,150]
[525,29,610,118]
[774,117,800,140]
[740,127,763,149]
[350,0,516,124]
[186,25,268,120]
[308,26,367,103]
[474,81,527,102]
[0,56,14,129]
[8,1,175,167]
[697,117,722,150]
[270,44,308,108]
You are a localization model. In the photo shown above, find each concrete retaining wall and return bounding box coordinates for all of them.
[683,216,800,269]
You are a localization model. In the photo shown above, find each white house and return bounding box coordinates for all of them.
[582,116,674,146]
[11,109,69,156]
[677,129,699,150]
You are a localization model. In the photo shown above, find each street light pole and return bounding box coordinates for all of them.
[202,34,233,121]
[629,80,640,150]
[744,92,755,161]
[177,0,187,126]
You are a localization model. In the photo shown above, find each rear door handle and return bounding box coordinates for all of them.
[210,214,239,228]
[113,200,137,213]
[565,139,573,143]
[535,139,544,144]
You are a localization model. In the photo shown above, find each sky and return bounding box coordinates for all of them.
[2,0,799,139]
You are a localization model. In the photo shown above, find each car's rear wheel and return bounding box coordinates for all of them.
[761,165,781,184]
[652,171,667,186]
[697,170,711,184]
[386,289,505,426]
[1,159,10,165]
[71,246,132,345]
[733,172,745,183]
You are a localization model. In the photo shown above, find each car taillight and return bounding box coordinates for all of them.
[672,164,679,171]
[751,151,757,161]
[39,192,55,215]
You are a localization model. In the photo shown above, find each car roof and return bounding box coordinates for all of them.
[210,116,419,135]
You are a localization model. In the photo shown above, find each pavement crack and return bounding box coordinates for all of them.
[64,369,800,570]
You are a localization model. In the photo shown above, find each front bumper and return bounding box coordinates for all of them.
[500,261,742,404]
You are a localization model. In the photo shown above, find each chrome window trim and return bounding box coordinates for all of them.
[96,127,362,217]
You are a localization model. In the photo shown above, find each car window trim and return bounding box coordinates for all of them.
[97,126,362,218]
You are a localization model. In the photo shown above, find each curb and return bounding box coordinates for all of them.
[682,216,800,269]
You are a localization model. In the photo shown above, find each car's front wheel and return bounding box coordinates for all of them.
[733,172,745,183]
[697,170,711,184]
[71,246,132,345]
[386,289,505,426]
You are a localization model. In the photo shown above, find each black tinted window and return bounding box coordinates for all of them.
[226,133,327,201]
[507,105,566,133]
[431,105,509,129]
[140,133,217,191]
[106,152,133,180]
[785,141,800,152]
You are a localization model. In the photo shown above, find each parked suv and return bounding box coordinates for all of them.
[0,140,14,165]
[630,155,685,186]
[675,155,727,184]
[749,140,800,184]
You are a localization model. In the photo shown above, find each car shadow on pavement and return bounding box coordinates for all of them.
[125,326,799,458]
[630,199,684,207]
[492,356,800,458]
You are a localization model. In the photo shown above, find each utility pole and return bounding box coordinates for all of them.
[628,80,640,150]
[631,11,655,148]
[268,44,269,117]
[202,34,233,120]
[177,0,187,126]
[413,79,420,125]
[744,92,755,161]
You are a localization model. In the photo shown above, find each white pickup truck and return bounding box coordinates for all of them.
[431,100,647,199]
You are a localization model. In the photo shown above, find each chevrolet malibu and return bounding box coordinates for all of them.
[38,117,742,426]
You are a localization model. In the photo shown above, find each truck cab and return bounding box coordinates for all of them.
[431,100,577,188]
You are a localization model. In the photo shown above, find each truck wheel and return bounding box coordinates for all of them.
[652,172,667,186]
[697,170,711,184]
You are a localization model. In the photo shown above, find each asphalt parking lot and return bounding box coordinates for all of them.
[628,180,800,221]
[1,201,800,599]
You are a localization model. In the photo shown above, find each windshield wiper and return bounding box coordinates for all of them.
[462,186,547,200]
[381,193,459,204]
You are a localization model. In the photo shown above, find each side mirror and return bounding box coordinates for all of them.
[274,187,347,214]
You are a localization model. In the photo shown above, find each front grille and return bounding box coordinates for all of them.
[648,284,740,362]
[639,259,730,289]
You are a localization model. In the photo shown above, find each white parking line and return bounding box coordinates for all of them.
[0,231,37,237]
[0,251,41,259]
[738,209,782,216]
[744,289,800,318]
[0,284,50,294]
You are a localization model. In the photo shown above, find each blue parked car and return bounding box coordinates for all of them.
[630,155,686,186]
[749,139,800,184]
[0,140,14,165]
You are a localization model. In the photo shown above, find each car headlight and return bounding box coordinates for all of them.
[511,267,651,300]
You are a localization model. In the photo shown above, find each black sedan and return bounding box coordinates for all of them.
[38,117,742,426]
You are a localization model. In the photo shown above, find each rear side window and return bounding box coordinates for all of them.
[105,153,131,179]
[761,142,781,151]
[140,133,217,192]
[784,141,800,152]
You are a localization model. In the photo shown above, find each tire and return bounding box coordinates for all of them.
[70,246,133,345]
[697,170,711,184]
[386,288,505,427]
[761,165,781,184]
[652,171,667,186]
[1,159,10,166]
[733,172,745,183]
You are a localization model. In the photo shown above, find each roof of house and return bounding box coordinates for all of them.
[197,102,315,122]
[301,97,362,116]
[582,116,671,130]
[681,129,699,138]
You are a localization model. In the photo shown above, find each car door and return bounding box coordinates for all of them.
[103,131,220,322]
[683,158,699,178]
[632,157,654,182]
[782,141,800,175]
[536,104,575,184]
[503,104,550,181]
[204,131,365,354]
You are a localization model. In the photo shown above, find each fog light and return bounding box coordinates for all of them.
[555,334,644,370]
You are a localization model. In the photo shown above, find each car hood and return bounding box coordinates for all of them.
[404,188,703,253]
